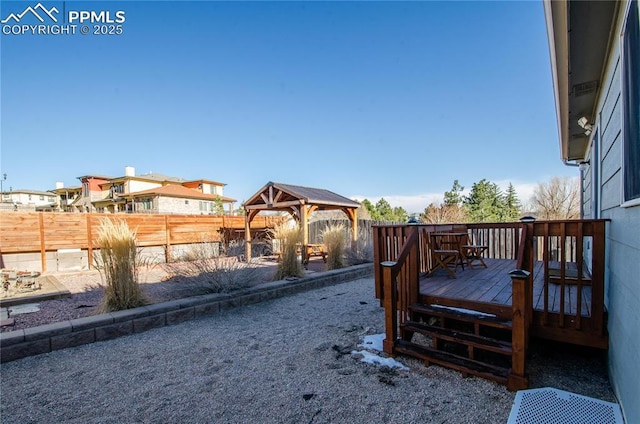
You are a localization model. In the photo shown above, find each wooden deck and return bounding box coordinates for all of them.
[374,220,608,389]
[420,258,592,319]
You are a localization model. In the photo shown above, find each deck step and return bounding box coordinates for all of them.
[395,340,510,384]
[409,304,512,330]
[401,320,513,356]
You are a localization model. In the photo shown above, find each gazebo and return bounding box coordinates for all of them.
[243,182,360,261]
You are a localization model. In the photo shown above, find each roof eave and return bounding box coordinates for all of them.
[544,0,619,163]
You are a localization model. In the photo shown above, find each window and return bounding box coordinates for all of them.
[185,200,189,205]
[141,198,153,210]
[28,194,32,200]
[622,0,640,203]
[39,195,44,200]
[82,182,89,197]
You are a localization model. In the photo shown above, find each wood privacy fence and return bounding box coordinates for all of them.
[0,212,284,269]
[308,219,404,244]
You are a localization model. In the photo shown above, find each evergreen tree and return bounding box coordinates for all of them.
[392,206,408,222]
[361,199,381,220]
[375,198,394,220]
[504,183,522,222]
[464,179,505,223]
[444,180,464,207]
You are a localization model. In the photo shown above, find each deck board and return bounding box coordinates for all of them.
[419,258,592,317]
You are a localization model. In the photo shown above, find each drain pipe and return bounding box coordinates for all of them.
[563,159,584,218]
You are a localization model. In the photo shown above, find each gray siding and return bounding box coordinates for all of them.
[583,3,640,421]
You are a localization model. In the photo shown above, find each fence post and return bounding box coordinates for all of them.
[86,214,93,268]
[164,215,171,263]
[38,213,46,272]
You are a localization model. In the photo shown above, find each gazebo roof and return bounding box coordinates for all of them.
[244,182,360,211]
[242,182,360,260]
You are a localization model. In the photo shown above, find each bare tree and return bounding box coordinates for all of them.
[420,203,468,223]
[531,176,580,220]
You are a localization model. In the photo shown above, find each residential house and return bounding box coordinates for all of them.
[75,166,236,214]
[75,174,112,212]
[50,182,83,212]
[544,0,639,421]
[0,189,57,211]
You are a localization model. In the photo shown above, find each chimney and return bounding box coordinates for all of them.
[55,181,64,189]
[125,166,135,177]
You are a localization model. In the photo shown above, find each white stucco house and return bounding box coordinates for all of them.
[544,0,639,421]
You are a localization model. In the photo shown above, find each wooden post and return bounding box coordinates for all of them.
[86,214,93,268]
[38,213,46,272]
[244,213,251,261]
[373,226,382,302]
[165,215,171,263]
[301,204,309,264]
[508,269,530,391]
[381,261,398,355]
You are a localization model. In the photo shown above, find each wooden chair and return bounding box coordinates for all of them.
[462,235,488,268]
[428,233,463,278]
[431,249,462,278]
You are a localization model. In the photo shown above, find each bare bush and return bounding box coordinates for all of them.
[162,241,269,294]
[345,227,374,265]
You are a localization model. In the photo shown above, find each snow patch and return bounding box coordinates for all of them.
[431,304,496,318]
[352,333,409,370]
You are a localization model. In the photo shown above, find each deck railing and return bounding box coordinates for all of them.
[374,219,609,352]
[528,220,607,345]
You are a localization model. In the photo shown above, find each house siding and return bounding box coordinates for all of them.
[129,180,163,193]
[583,3,640,421]
[157,197,207,215]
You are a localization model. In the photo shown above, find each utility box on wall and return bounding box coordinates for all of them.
[56,249,87,272]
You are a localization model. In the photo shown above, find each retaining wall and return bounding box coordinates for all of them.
[0,264,373,363]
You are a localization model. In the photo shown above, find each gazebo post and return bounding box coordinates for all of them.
[301,204,309,264]
[244,212,251,261]
[347,208,358,248]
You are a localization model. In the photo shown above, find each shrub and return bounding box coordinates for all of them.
[322,223,347,270]
[162,240,266,294]
[345,227,374,265]
[271,222,304,280]
[95,219,147,313]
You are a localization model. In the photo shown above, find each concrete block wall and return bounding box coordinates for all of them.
[1,252,56,272]
[0,264,373,363]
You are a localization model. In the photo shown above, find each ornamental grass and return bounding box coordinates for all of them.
[271,222,304,280]
[322,223,347,270]
[95,219,147,313]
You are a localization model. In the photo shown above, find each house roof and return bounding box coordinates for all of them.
[244,181,360,211]
[120,185,236,203]
[3,189,55,196]
[543,0,619,162]
[77,174,114,181]
[50,186,82,193]
[106,172,187,184]
[184,179,227,187]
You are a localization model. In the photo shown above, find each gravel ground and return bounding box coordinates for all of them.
[3,258,310,332]
[0,277,616,423]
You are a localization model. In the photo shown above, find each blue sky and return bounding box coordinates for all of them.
[0,0,575,213]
